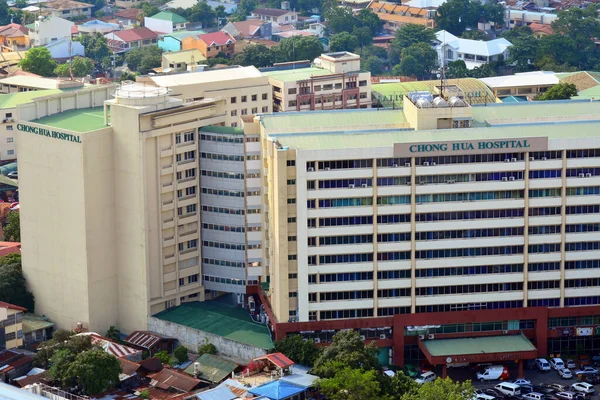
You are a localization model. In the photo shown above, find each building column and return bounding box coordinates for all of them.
[518,360,524,378]
[410,157,417,313]
[523,152,531,307]
[442,364,447,379]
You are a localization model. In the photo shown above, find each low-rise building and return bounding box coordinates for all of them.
[161,49,206,72]
[0,24,30,53]
[505,9,557,29]
[43,0,93,19]
[369,1,436,32]
[0,77,83,94]
[158,30,206,52]
[27,16,74,47]
[105,27,159,53]
[124,331,177,357]
[480,71,559,99]
[44,38,85,60]
[0,301,26,350]
[251,8,298,25]
[76,19,119,35]
[436,30,512,69]
[145,11,188,34]
[21,315,53,347]
[264,52,371,112]
[221,19,272,40]
[529,22,554,38]
[114,8,142,28]
[182,31,235,59]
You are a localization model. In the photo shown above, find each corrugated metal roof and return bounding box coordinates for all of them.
[423,334,536,356]
[183,354,237,383]
[194,386,237,400]
[248,381,306,400]
[125,331,162,349]
[80,333,141,359]
[436,30,512,57]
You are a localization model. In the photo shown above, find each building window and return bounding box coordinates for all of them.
[175,133,181,144]
[231,97,237,103]
[5,113,12,118]
[241,109,248,115]
[7,150,13,155]
[287,198,296,204]
[179,278,185,286]
[252,107,257,114]
[287,179,296,185]
[188,274,199,283]
[288,217,296,223]
[288,236,296,241]
[241,95,247,102]
[231,123,237,127]
[262,106,268,112]
[252,94,257,101]
[287,160,296,166]
[262,93,268,100]
[6,125,12,130]
[231,110,237,116]
[288,88,297,95]
[184,132,194,142]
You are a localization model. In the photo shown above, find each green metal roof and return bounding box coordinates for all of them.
[183,354,237,383]
[423,334,536,356]
[0,89,62,109]
[162,30,206,40]
[22,314,54,334]
[0,174,17,191]
[33,107,107,133]
[573,84,600,99]
[263,67,335,83]
[260,108,407,134]
[154,301,274,350]
[150,11,188,24]
[200,125,244,135]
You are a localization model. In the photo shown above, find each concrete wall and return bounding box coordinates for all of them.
[148,316,268,364]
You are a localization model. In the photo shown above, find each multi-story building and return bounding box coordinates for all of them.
[0,301,25,350]
[17,83,264,333]
[369,1,436,32]
[105,27,159,53]
[144,11,188,34]
[245,96,600,367]
[264,52,371,112]
[143,66,271,127]
[43,0,93,19]
[27,16,74,47]
[250,8,298,26]
[0,24,30,53]
[181,32,236,59]
[436,30,512,70]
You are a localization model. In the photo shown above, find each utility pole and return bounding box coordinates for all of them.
[68,38,73,80]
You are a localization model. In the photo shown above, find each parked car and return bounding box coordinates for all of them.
[522,393,547,400]
[545,383,567,392]
[513,378,532,386]
[472,390,495,400]
[536,358,552,371]
[580,374,600,384]
[555,392,585,400]
[574,366,598,376]
[6,171,17,179]
[551,358,566,370]
[494,382,521,397]
[520,384,535,395]
[566,360,577,369]
[477,365,508,382]
[415,371,436,384]
[558,367,573,379]
[571,382,595,394]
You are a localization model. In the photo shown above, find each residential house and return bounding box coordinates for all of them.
[44,38,85,59]
[115,8,142,28]
[337,0,373,9]
[162,49,206,72]
[369,1,436,32]
[21,315,54,347]
[145,11,188,34]
[247,374,319,400]
[28,16,73,47]
[435,30,512,69]
[504,9,557,29]
[221,19,272,40]
[0,302,25,350]
[0,76,83,94]
[124,331,177,356]
[263,51,372,112]
[115,0,142,8]
[158,30,206,52]
[480,71,558,99]
[119,357,162,389]
[0,24,30,53]
[77,332,143,361]
[251,8,298,25]
[183,354,238,384]
[165,0,237,13]
[529,22,554,38]
[0,351,33,382]
[43,0,93,19]
[77,19,120,34]
[146,368,202,394]
[182,31,235,58]
[105,27,158,52]
[0,242,20,257]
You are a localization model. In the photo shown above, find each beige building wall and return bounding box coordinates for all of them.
[0,108,17,161]
[1,307,24,349]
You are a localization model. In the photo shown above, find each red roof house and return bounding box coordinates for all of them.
[105,27,158,52]
[182,31,236,58]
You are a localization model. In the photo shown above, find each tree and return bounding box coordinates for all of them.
[393,56,419,77]
[119,71,138,82]
[139,390,150,399]
[14,0,28,8]
[401,377,475,400]
[355,9,381,35]
[273,335,320,366]
[79,33,110,64]
[362,55,383,75]
[105,326,122,343]
[231,0,256,21]
[461,29,488,40]
[0,254,35,311]
[382,371,418,399]
[312,330,379,378]
[173,345,189,364]
[231,44,275,67]
[198,339,217,356]
[506,33,538,72]
[399,42,437,79]
[325,6,356,34]
[33,330,90,369]
[469,62,496,78]
[536,82,577,101]
[126,45,162,74]
[392,24,436,50]
[330,32,359,53]
[155,350,172,364]
[54,57,94,77]
[4,211,19,242]
[49,349,78,388]
[446,60,468,78]
[19,47,57,77]
[0,0,10,25]
[187,1,217,27]
[535,34,580,70]
[435,0,481,36]
[65,349,121,395]
[278,36,323,62]
[353,26,373,50]
[318,367,382,400]
[482,2,504,25]
[552,5,600,45]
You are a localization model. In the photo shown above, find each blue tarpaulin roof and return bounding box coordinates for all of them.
[194,386,237,400]
[248,380,306,400]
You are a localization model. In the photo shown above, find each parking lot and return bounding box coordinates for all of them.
[444,364,600,399]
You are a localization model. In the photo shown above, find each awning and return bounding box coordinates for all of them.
[419,333,537,364]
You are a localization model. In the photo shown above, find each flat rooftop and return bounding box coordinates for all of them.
[149,66,263,87]
[153,301,274,350]
[263,67,334,83]
[423,334,536,356]
[33,107,107,133]
[0,89,63,109]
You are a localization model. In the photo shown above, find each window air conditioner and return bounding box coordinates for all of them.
[431,162,437,166]
[541,156,548,160]
[361,183,368,188]
[511,158,517,162]
[418,334,425,340]
[509,176,516,181]
[360,335,366,340]
[404,163,411,167]
[586,173,592,177]
[501,177,508,181]
[505,159,510,162]
[308,167,314,172]
[348,183,355,188]
[423,162,430,166]
[428,334,435,340]
[313,338,321,344]
[530,157,535,161]
[392,163,398,167]
[578,173,585,178]
[324,167,330,171]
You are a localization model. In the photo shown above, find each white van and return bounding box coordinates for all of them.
[476,365,505,382]
[495,382,521,397]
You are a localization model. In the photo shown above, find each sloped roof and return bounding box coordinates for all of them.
[227,19,266,37]
[0,24,28,38]
[161,30,206,41]
[436,30,512,57]
[195,386,237,400]
[529,22,554,35]
[252,7,291,17]
[149,368,201,392]
[279,374,319,388]
[115,8,142,20]
[0,301,26,312]
[254,353,294,369]
[113,27,158,42]
[119,358,142,376]
[248,380,306,400]
[22,314,54,334]
[558,71,600,91]
[163,49,206,63]
[79,333,141,359]
[150,11,187,24]
[197,31,235,46]
[125,331,175,349]
[183,354,238,383]
[44,0,92,10]
[480,71,559,89]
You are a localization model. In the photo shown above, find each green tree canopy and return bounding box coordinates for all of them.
[392,24,436,49]
[155,350,172,364]
[435,0,481,36]
[312,330,379,378]
[273,335,320,366]
[4,211,19,242]
[401,377,475,400]
[330,32,359,53]
[355,9,382,35]
[231,44,275,67]
[536,82,577,100]
[399,42,438,79]
[33,330,91,369]
[0,253,34,311]
[353,26,373,50]
[446,59,468,78]
[198,339,217,356]
[49,349,78,388]
[482,2,504,25]
[318,367,383,400]
[535,34,581,70]
[174,345,189,364]
[187,0,217,27]
[54,57,94,77]
[125,45,162,74]
[325,6,356,34]
[104,326,122,343]
[506,33,538,72]
[65,349,121,395]
[362,55,383,75]
[19,47,57,76]
[278,36,323,62]
[79,33,110,63]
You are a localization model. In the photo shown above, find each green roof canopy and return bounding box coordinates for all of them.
[0,89,62,109]
[183,354,238,383]
[33,107,107,133]
[423,334,536,357]
[150,11,188,24]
